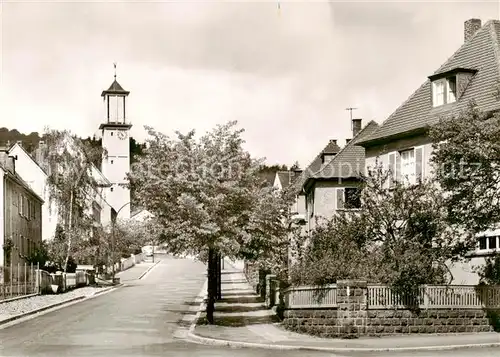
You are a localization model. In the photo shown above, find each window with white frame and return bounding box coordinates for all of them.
[400,149,416,184]
[447,77,457,103]
[478,235,499,252]
[432,76,457,107]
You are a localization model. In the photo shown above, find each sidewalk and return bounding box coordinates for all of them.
[115,259,159,281]
[191,264,500,352]
[0,285,118,327]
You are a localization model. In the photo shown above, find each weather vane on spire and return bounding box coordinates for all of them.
[113,62,117,79]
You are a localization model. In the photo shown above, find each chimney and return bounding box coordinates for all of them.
[464,19,481,42]
[0,151,16,173]
[8,154,17,174]
[290,164,302,181]
[352,118,362,137]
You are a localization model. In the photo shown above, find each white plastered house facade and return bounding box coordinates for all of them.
[9,142,114,241]
[9,143,58,242]
[7,73,133,241]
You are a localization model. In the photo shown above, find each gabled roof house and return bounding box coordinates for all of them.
[356,18,500,284]
[0,148,43,269]
[300,119,378,231]
[285,136,342,225]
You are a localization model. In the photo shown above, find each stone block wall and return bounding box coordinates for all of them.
[282,279,497,338]
[365,309,493,335]
[283,308,339,338]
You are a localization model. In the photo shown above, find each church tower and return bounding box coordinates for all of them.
[99,65,131,220]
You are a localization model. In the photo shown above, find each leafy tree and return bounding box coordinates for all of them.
[128,121,291,323]
[293,164,458,307]
[257,164,288,187]
[290,213,385,287]
[359,164,457,299]
[238,186,295,282]
[40,129,106,272]
[130,137,146,164]
[23,242,50,268]
[429,102,500,245]
[113,218,155,257]
[477,254,500,285]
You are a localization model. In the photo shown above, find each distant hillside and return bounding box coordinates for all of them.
[258,164,288,187]
[0,128,146,162]
[1,127,287,187]
[0,127,41,153]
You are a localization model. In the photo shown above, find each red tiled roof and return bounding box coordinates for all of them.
[358,20,500,146]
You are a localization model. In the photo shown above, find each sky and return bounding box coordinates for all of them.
[1,0,499,168]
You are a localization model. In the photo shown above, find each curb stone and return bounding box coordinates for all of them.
[186,330,500,352]
[187,279,207,335]
[185,269,500,352]
[93,284,123,295]
[138,259,162,280]
[0,293,38,304]
[0,295,86,326]
[0,284,123,327]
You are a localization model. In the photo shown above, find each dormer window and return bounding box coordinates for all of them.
[432,76,457,107]
[429,67,477,108]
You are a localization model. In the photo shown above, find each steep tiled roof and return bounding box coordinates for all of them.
[0,163,44,203]
[277,171,292,189]
[306,121,379,187]
[358,20,500,146]
[288,140,342,194]
[321,140,341,155]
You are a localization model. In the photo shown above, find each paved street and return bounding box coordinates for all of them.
[0,255,497,357]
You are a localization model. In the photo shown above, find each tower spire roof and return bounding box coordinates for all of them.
[101,63,129,97]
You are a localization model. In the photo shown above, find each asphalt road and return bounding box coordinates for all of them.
[0,255,497,357]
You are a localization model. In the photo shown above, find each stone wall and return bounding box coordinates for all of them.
[282,279,498,338]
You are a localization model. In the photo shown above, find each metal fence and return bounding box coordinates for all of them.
[0,263,39,301]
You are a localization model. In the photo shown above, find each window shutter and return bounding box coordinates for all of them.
[415,146,424,182]
[336,188,344,209]
[395,152,401,183]
[432,81,437,106]
[388,153,396,187]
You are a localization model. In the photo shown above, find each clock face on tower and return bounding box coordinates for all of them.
[117,131,127,140]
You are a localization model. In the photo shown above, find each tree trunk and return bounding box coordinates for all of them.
[63,190,74,273]
[206,247,216,324]
[217,253,222,300]
[63,165,88,274]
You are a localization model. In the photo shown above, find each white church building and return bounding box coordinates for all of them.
[10,73,134,241]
